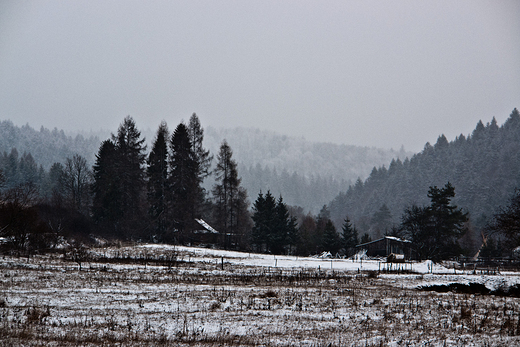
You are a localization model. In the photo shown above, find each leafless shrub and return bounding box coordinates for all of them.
[366,270,379,279]
[209,301,221,311]
[25,306,50,324]
[65,240,89,270]
[259,289,278,298]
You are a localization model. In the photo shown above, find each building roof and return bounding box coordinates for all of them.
[356,236,411,248]
[194,219,219,234]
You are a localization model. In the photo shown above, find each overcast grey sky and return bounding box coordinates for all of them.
[0,0,519,152]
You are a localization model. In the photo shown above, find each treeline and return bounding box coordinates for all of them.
[0,114,364,257]
[0,120,408,215]
[240,165,350,214]
[3,110,520,260]
[328,109,520,255]
[0,120,100,169]
[0,114,255,254]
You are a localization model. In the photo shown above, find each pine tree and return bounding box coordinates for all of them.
[112,116,147,238]
[147,122,169,241]
[251,192,267,252]
[342,217,359,256]
[169,123,198,244]
[428,182,468,260]
[270,196,288,254]
[188,113,212,180]
[92,116,147,238]
[212,140,249,249]
[279,198,299,255]
[92,139,122,235]
[251,191,278,253]
[400,182,468,261]
[322,219,340,255]
[486,188,520,250]
[314,205,330,253]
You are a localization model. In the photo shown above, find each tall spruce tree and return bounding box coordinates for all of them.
[92,139,122,235]
[270,196,289,254]
[342,217,359,256]
[169,123,198,244]
[188,113,212,180]
[112,116,147,238]
[313,205,330,253]
[92,117,146,238]
[251,191,267,251]
[251,192,297,255]
[322,219,341,255]
[147,122,169,241]
[251,191,276,253]
[276,196,299,255]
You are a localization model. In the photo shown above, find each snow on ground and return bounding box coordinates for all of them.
[141,244,520,290]
[142,244,438,272]
[2,244,520,346]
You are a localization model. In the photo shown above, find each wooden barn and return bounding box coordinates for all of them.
[356,236,413,259]
[191,218,220,245]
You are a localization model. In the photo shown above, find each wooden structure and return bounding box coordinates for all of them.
[191,219,220,245]
[356,236,413,260]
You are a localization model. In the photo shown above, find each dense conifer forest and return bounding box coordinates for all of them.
[0,120,407,214]
[1,109,519,260]
[328,109,520,254]
[0,120,101,169]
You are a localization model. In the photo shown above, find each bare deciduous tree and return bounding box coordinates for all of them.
[61,154,92,214]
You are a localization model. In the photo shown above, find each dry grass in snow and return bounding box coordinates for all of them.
[1,245,520,346]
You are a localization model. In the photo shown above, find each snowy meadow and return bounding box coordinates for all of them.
[1,245,520,346]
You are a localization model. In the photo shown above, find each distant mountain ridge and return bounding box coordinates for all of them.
[203,126,410,182]
[0,119,411,213]
[0,120,101,169]
[328,108,520,238]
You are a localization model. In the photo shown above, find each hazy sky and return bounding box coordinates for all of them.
[1,1,519,152]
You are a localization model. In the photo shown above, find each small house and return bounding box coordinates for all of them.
[191,218,220,245]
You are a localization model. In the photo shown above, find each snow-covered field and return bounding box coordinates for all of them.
[1,245,520,346]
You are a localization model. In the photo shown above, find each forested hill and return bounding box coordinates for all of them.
[0,120,101,169]
[328,108,520,236]
[202,127,410,212]
[0,119,409,213]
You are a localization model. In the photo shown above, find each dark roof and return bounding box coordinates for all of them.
[356,236,411,248]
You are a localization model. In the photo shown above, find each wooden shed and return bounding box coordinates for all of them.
[355,236,413,259]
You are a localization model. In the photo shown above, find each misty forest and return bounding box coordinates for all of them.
[1,109,520,261]
[3,110,520,346]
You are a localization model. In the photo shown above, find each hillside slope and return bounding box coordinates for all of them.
[0,119,407,213]
[203,126,409,212]
[328,108,520,236]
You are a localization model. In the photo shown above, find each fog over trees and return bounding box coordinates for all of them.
[1,109,520,260]
[0,119,408,214]
[329,109,520,256]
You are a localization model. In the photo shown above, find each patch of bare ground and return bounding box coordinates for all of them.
[1,252,520,346]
